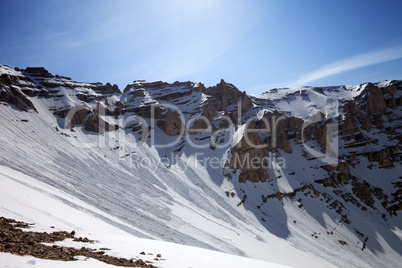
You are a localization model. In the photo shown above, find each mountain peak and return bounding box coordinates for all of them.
[0,64,401,268]
[23,67,52,77]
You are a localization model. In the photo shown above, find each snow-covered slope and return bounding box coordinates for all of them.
[0,165,287,268]
[0,64,401,267]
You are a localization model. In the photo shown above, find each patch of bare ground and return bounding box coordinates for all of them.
[0,217,156,267]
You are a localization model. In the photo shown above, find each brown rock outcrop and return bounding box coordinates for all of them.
[94,82,121,94]
[23,67,53,78]
[83,113,118,134]
[229,121,270,183]
[157,109,185,136]
[65,106,91,128]
[362,83,387,115]
[202,79,252,113]
[315,162,351,187]
[0,74,37,112]
[352,181,375,208]
[0,217,155,267]
[363,145,399,169]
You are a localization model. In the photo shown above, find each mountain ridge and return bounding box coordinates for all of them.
[0,64,401,267]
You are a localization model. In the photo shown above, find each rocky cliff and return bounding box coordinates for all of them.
[0,64,401,267]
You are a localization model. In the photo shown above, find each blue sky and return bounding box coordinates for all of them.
[1,0,401,93]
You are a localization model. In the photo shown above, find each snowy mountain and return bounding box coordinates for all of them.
[0,64,401,267]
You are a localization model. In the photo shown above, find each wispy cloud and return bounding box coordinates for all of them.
[289,45,402,87]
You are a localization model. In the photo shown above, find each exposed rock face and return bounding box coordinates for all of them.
[156,109,184,136]
[58,103,119,134]
[341,101,372,139]
[153,88,193,101]
[362,83,387,115]
[316,162,351,187]
[363,145,399,169]
[229,123,271,183]
[202,79,253,113]
[227,111,308,183]
[203,79,241,111]
[352,180,375,208]
[94,82,121,94]
[120,79,255,136]
[83,103,119,133]
[227,110,303,183]
[189,114,212,132]
[267,113,301,154]
[0,74,37,112]
[64,105,91,128]
[0,217,155,267]
[241,92,253,111]
[189,103,218,132]
[23,67,53,78]
[1,63,401,244]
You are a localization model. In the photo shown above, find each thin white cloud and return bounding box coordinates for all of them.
[289,45,402,87]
